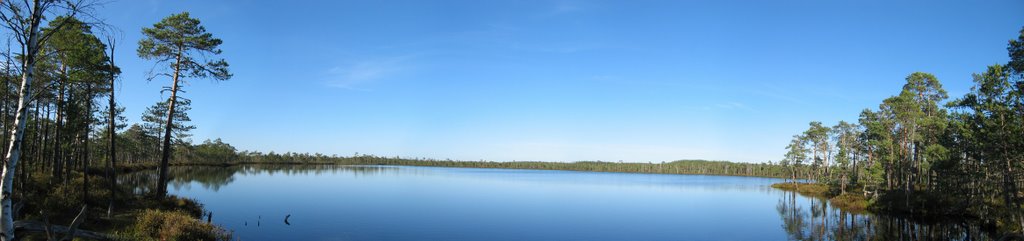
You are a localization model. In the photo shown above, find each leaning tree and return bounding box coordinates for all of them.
[138,12,231,196]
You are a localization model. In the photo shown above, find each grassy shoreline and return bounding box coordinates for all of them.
[17,170,227,240]
[770,182,870,213]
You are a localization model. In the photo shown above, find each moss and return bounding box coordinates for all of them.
[16,167,225,240]
[773,182,872,214]
[829,193,870,213]
[116,209,231,241]
[158,196,206,218]
[771,182,830,198]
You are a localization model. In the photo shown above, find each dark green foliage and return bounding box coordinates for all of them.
[0,10,235,240]
[1009,26,1024,75]
[117,124,163,164]
[137,12,231,82]
[191,138,236,163]
[141,99,195,144]
[944,63,1024,232]
[775,26,1024,234]
[829,193,869,213]
[138,11,231,197]
[781,134,808,183]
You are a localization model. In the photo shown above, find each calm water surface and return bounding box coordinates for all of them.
[127,165,990,240]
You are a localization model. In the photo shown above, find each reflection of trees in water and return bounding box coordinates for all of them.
[121,170,160,195]
[778,192,807,240]
[229,164,408,178]
[168,167,237,191]
[776,191,995,240]
[120,165,405,194]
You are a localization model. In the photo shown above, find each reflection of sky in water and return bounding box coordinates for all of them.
[163,165,989,241]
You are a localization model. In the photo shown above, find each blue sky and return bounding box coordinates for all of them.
[101,0,1022,163]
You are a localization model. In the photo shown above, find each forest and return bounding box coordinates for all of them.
[773,26,1024,234]
[0,1,230,240]
[0,0,1019,240]
[0,1,805,240]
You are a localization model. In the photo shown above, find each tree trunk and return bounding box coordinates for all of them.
[0,1,42,239]
[841,174,847,194]
[791,168,796,184]
[64,90,73,186]
[157,48,183,197]
[82,83,92,203]
[106,42,117,217]
[1,45,12,161]
[812,147,818,181]
[852,150,859,186]
[823,145,830,181]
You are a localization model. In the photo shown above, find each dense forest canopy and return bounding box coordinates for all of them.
[775,28,1024,233]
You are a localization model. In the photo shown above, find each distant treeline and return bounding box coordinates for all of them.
[97,109,803,181]
[156,139,796,178]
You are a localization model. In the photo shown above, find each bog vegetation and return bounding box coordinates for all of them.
[773,27,1024,234]
[0,1,231,240]
[0,0,1019,240]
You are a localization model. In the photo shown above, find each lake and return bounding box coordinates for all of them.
[129,165,992,240]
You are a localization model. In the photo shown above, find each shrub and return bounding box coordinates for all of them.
[829,193,869,213]
[771,182,830,198]
[122,209,231,241]
[160,196,205,218]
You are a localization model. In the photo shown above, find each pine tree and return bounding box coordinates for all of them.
[138,12,231,196]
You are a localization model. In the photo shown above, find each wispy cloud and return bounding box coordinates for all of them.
[509,42,607,54]
[325,55,415,91]
[531,0,593,18]
[747,85,808,106]
[715,102,750,110]
[546,0,588,16]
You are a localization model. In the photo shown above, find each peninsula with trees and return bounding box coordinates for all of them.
[0,1,1019,240]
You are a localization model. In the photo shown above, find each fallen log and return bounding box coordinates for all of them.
[13,221,114,240]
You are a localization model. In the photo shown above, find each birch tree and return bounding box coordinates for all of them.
[0,1,92,240]
[137,12,231,196]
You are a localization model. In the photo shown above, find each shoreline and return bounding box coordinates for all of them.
[114,160,796,179]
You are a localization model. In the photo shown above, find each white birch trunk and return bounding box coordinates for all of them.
[0,1,42,240]
[0,53,37,241]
